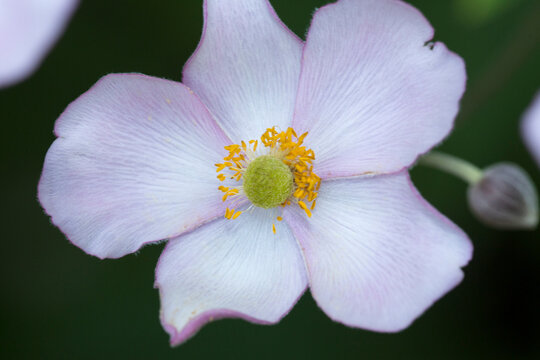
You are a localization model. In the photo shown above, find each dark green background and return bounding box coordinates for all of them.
[1,0,539,359]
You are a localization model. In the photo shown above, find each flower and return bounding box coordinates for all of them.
[38,0,472,346]
[522,91,540,166]
[0,0,78,88]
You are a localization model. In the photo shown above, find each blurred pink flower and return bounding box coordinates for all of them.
[0,0,78,88]
[39,0,472,345]
[522,91,540,166]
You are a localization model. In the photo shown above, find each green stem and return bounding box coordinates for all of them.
[418,151,483,185]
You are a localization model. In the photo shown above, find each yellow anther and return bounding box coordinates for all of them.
[224,144,239,152]
[217,126,320,229]
[297,132,307,145]
[272,223,276,234]
[222,188,239,201]
[215,163,227,172]
[294,188,305,199]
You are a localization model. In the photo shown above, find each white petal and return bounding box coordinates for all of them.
[284,171,472,331]
[0,0,78,87]
[293,0,466,178]
[182,0,302,141]
[156,207,307,345]
[39,74,231,259]
[522,91,540,167]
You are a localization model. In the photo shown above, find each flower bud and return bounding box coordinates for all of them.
[467,163,538,230]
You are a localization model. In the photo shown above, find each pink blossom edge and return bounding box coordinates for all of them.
[293,0,467,181]
[154,216,307,346]
[283,170,473,332]
[181,0,304,83]
[37,73,231,259]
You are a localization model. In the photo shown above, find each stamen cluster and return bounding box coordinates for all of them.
[215,127,321,232]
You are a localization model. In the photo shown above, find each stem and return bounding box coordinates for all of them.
[418,151,483,185]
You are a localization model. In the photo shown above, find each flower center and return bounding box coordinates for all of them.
[243,155,294,208]
[215,127,321,233]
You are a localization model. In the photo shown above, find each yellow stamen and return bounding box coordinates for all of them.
[215,163,227,172]
[222,188,239,201]
[216,126,320,231]
[272,223,276,234]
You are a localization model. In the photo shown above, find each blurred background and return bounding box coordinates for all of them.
[1,0,539,359]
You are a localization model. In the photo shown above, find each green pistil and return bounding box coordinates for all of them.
[243,155,294,208]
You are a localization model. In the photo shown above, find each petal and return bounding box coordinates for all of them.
[38,74,231,259]
[182,0,302,142]
[155,207,307,346]
[521,91,540,167]
[0,0,78,88]
[293,0,466,178]
[283,171,472,332]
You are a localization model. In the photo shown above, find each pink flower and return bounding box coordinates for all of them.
[522,91,540,166]
[0,0,78,88]
[39,0,472,346]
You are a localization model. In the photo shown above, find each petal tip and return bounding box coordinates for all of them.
[159,307,276,347]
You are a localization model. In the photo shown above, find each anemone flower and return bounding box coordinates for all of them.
[522,91,540,166]
[0,0,78,88]
[39,0,472,345]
